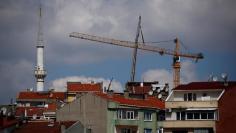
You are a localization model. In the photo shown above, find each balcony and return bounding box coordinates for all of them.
[115,119,139,126]
[163,120,215,128]
[165,101,218,108]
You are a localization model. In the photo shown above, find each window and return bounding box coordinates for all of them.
[194,113,200,119]
[188,93,192,101]
[193,93,197,101]
[127,111,134,119]
[178,111,215,120]
[181,112,186,120]
[157,128,163,133]
[201,112,207,119]
[121,128,131,133]
[187,113,193,119]
[117,110,137,120]
[176,112,185,120]
[177,112,180,120]
[144,112,152,121]
[144,128,152,133]
[184,93,197,101]
[184,94,187,101]
[208,112,214,119]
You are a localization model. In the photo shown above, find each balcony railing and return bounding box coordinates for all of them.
[115,119,139,126]
[165,101,218,108]
[163,120,215,128]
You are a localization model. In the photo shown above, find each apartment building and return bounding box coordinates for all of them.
[15,90,66,120]
[57,91,165,133]
[163,81,236,133]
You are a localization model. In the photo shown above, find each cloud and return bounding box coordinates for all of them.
[0,60,34,104]
[0,0,235,103]
[49,76,123,92]
[142,60,198,89]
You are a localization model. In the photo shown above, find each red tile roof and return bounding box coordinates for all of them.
[128,86,151,94]
[13,121,75,133]
[95,92,165,109]
[17,92,66,100]
[0,118,18,129]
[174,82,236,91]
[15,107,45,117]
[15,103,57,117]
[67,82,102,92]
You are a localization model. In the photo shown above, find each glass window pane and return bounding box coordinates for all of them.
[177,112,180,120]
[181,112,186,120]
[201,112,207,119]
[187,113,193,119]
[188,93,192,101]
[144,128,152,133]
[193,93,197,101]
[194,113,200,119]
[184,94,187,101]
[208,112,214,119]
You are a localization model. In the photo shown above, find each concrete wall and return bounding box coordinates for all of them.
[169,90,222,101]
[216,86,236,133]
[56,93,107,133]
[107,109,158,133]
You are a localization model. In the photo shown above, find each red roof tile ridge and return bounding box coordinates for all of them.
[94,92,164,109]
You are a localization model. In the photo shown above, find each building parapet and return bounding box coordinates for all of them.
[165,101,218,108]
[163,120,215,128]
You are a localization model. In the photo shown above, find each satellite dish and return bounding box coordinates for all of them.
[221,73,228,81]
[1,107,7,115]
[152,87,156,91]
[212,76,218,81]
[165,87,169,92]
[148,90,153,95]
[160,87,164,91]
[158,93,162,99]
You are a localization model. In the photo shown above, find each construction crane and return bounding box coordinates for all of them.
[131,16,145,82]
[69,32,203,88]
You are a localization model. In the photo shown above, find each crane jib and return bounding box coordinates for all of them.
[69,32,204,60]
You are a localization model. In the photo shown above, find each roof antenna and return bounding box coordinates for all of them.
[221,73,228,86]
[107,77,113,91]
[208,74,213,81]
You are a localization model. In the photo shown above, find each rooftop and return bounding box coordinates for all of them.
[17,91,65,100]
[15,103,57,117]
[95,92,165,109]
[174,81,236,91]
[67,82,102,92]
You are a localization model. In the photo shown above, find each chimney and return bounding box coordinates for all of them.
[61,124,66,133]
[124,90,129,98]
[140,82,144,87]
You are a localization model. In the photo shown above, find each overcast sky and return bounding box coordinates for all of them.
[0,0,235,104]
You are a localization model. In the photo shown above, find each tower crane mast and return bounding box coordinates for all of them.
[131,16,144,82]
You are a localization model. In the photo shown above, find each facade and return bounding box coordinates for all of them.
[57,92,165,133]
[15,90,66,120]
[66,82,103,102]
[163,81,236,133]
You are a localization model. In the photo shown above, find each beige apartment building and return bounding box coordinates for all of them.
[162,81,236,133]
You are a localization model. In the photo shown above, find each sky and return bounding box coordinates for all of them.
[0,0,235,104]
